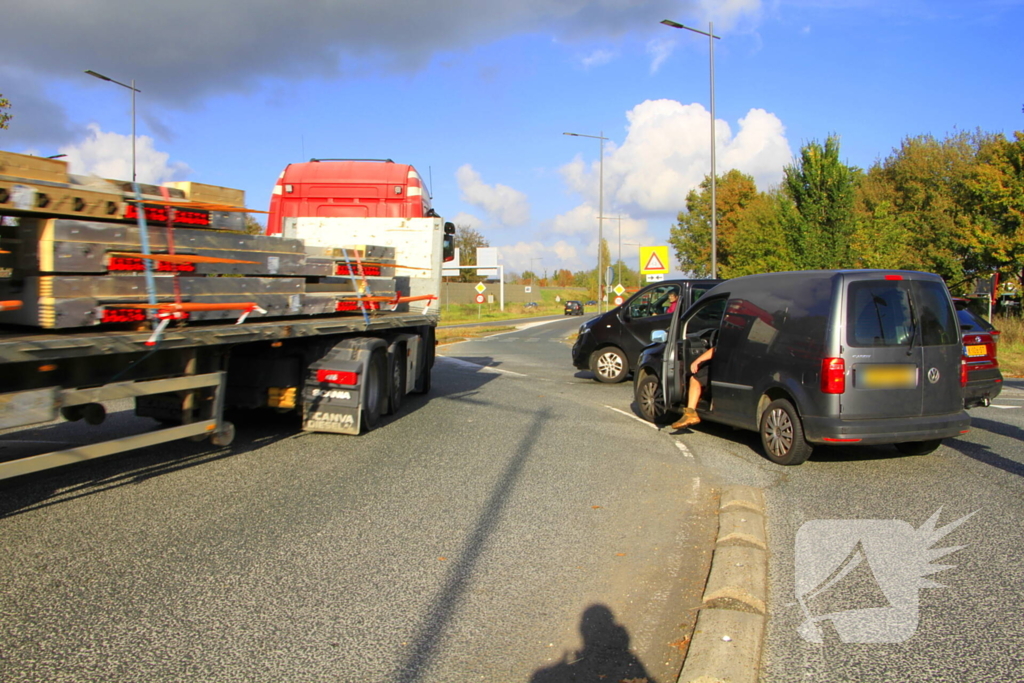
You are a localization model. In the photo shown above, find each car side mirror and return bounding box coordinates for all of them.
[651,330,668,344]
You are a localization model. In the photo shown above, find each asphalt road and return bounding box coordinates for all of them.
[0,315,716,683]
[668,379,1024,682]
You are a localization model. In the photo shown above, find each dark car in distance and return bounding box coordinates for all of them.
[954,299,1002,407]
[572,279,720,383]
[564,300,584,316]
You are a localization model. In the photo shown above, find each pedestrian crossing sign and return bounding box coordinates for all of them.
[639,246,670,275]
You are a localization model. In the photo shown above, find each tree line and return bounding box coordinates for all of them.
[670,130,1024,296]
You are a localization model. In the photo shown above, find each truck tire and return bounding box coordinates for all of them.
[759,398,812,465]
[386,343,406,416]
[361,349,388,431]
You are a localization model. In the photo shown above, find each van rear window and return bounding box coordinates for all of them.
[847,280,957,347]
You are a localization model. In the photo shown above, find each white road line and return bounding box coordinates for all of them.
[604,405,660,430]
[989,405,1021,409]
[675,441,694,458]
[436,356,528,377]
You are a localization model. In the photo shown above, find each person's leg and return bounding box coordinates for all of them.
[687,376,702,410]
[673,375,703,429]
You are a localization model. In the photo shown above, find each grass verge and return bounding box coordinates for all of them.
[994,315,1024,377]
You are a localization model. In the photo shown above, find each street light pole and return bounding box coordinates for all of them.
[85,70,141,182]
[564,131,609,313]
[596,214,623,287]
[660,19,721,278]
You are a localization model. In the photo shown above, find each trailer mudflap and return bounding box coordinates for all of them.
[302,349,364,435]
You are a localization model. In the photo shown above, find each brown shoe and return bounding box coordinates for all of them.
[671,407,701,430]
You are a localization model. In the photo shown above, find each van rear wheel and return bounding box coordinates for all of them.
[760,399,812,465]
[894,439,942,455]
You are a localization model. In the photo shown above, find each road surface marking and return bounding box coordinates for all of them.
[675,441,694,458]
[604,405,660,429]
[436,356,527,377]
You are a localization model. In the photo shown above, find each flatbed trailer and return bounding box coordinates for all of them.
[0,151,450,483]
[0,309,438,482]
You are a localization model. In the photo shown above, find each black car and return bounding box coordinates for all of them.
[564,300,584,316]
[954,299,1002,407]
[633,270,969,465]
[572,279,719,383]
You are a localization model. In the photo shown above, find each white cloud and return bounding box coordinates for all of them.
[495,239,581,274]
[450,212,483,230]
[646,38,675,74]
[456,164,530,226]
[581,49,617,69]
[561,99,792,215]
[57,124,191,184]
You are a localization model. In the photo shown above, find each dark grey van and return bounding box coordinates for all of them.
[572,279,719,383]
[633,270,970,465]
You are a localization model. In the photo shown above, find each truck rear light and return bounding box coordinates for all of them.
[108,256,196,273]
[335,264,382,277]
[101,307,147,323]
[335,300,380,312]
[884,274,903,280]
[821,357,846,394]
[316,369,358,386]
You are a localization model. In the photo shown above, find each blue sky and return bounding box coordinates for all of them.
[2,0,1022,278]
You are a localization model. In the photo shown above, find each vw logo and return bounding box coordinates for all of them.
[927,368,941,384]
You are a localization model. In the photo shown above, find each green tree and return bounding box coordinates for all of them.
[0,93,11,130]
[722,191,798,277]
[670,169,760,276]
[243,215,263,235]
[964,131,1024,290]
[856,130,994,290]
[453,225,489,282]
[782,135,860,270]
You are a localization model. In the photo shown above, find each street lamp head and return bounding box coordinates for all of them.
[84,69,112,82]
[660,19,684,28]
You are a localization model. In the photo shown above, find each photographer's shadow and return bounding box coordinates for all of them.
[529,604,658,683]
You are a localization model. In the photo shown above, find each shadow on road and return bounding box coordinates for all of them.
[529,604,660,683]
[0,408,304,519]
[388,404,552,683]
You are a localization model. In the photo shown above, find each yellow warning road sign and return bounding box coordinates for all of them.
[639,246,670,275]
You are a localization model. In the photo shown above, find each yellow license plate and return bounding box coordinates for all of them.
[966,344,987,357]
[860,365,918,389]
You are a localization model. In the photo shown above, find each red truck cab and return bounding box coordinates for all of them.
[267,158,434,236]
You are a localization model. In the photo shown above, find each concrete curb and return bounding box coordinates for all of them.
[678,485,767,683]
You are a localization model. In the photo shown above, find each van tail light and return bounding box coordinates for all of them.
[960,359,968,387]
[821,358,846,394]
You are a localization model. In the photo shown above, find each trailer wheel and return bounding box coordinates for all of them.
[361,349,388,431]
[211,421,235,447]
[386,345,406,416]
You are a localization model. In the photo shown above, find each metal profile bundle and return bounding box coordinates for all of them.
[1,217,404,329]
[0,150,247,231]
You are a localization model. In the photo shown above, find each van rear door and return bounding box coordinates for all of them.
[841,275,960,419]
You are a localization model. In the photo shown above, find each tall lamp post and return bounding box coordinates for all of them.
[660,19,721,279]
[564,131,608,313]
[530,257,543,292]
[85,70,140,182]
